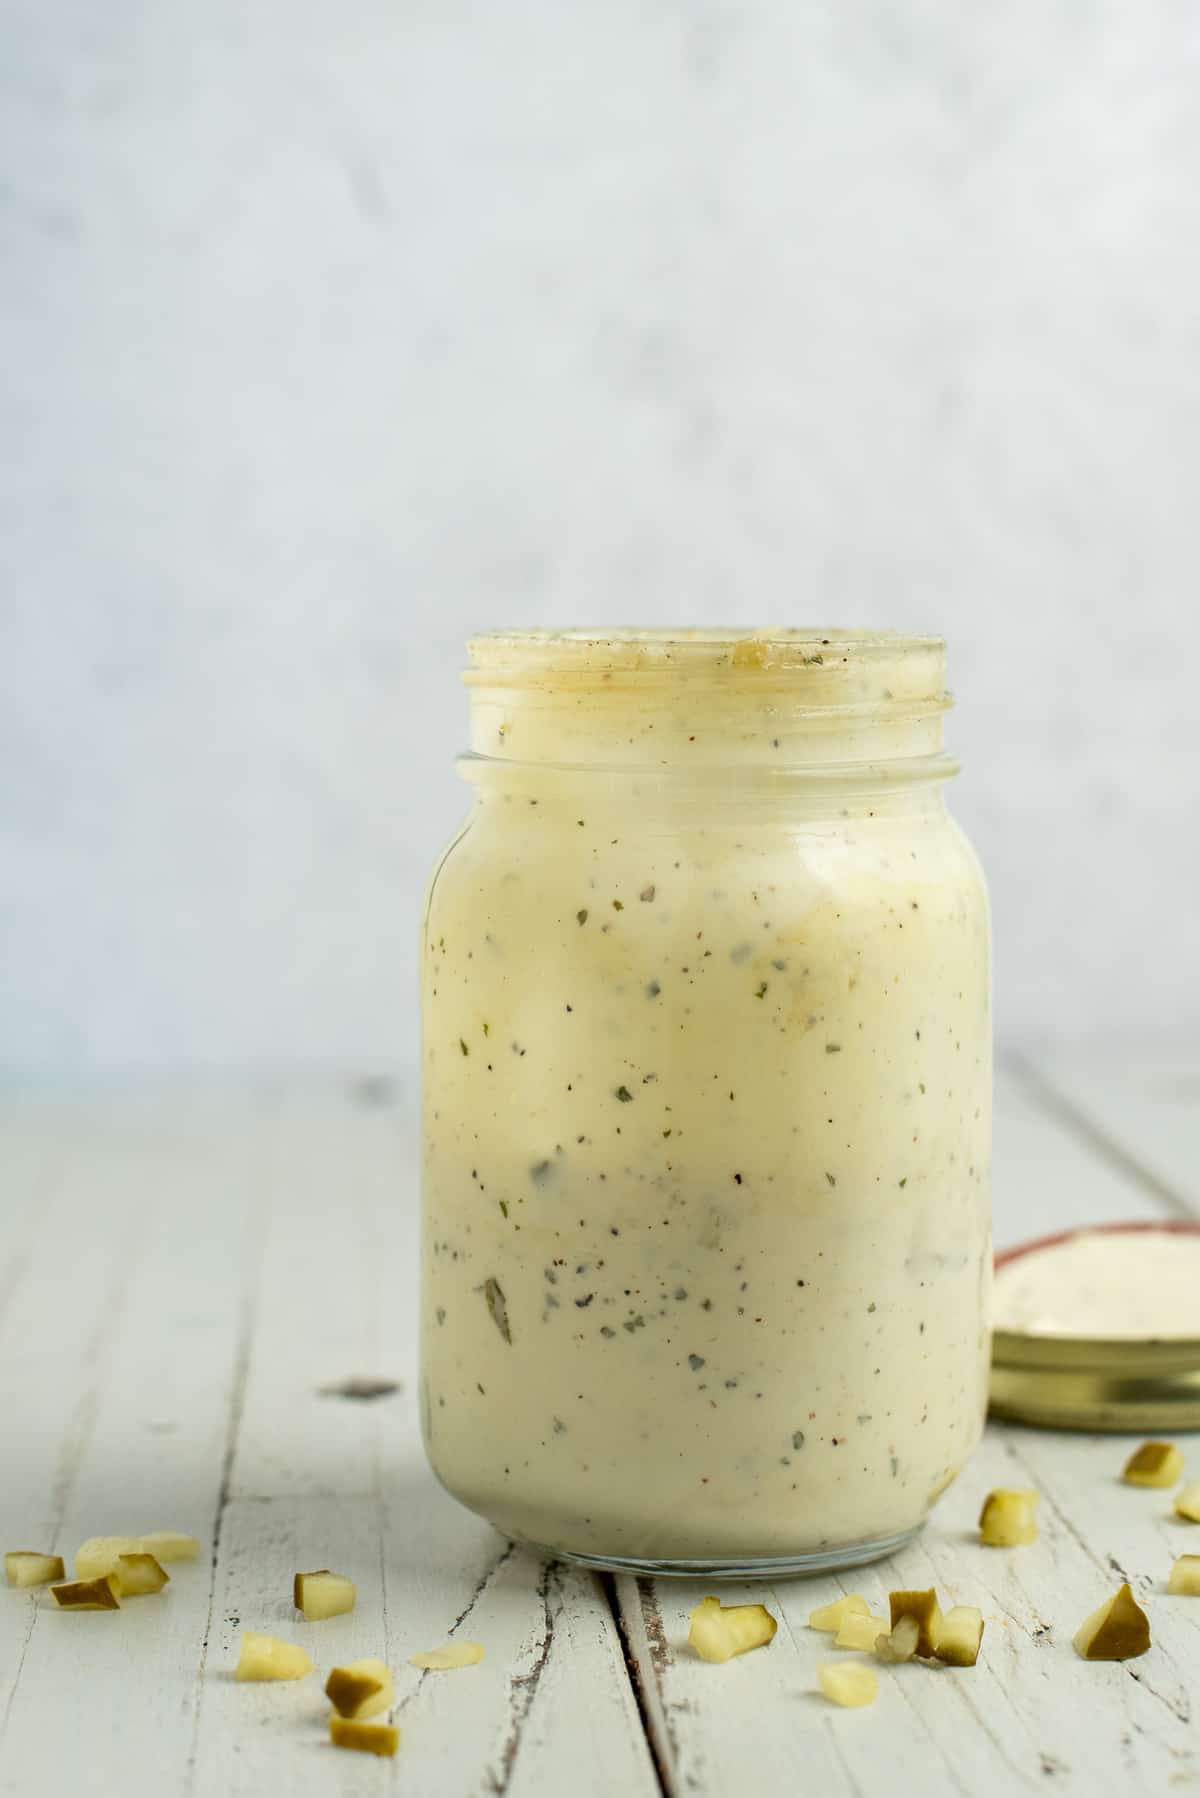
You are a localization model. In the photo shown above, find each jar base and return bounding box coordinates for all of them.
[533,1520,925,1580]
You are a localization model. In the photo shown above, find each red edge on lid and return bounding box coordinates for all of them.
[995,1218,1200,1272]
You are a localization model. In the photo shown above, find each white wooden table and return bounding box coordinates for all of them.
[2,1053,1198,1796]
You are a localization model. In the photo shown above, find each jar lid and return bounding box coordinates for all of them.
[989,1221,1200,1431]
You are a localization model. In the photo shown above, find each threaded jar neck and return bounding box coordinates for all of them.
[464,628,953,773]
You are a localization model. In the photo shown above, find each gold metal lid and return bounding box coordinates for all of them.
[989,1222,1200,1431]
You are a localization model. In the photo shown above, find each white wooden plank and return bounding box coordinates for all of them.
[185,1085,660,1798]
[379,1500,657,1798]
[1020,1048,1200,1219]
[189,1495,399,1798]
[502,1561,658,1798]
[0,1098,158,1541]
[0,1098,161,1748]
[228,1086,418,1502]
[0,1092,267,1798]
[618,1423,1200,1796]
[992,1064,1166,1250]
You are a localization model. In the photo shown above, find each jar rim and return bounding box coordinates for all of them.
[466,627,944,682]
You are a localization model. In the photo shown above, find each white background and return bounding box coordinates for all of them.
[2,0,1198,1082]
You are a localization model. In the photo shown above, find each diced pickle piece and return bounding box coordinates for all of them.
[234,1631,314,1680]
[808,1593,870,1633]
[5,1552,65,1588]
[978,1489,1039,1547]
[875,1613,921,1664]
[1168,1555,1200,1596]
[688,1596,777,1663]
[114,1553,168,1597]
[1174,1482,1200,1522]
[407,1641,485,1670]
[294,1569,355,1620]
[76,1532,199,1580]
[75,1537,143,1580]
[1122,1442,1184,1489]
[818,1661,878,1707]
[887,1589,943,1658]
[51,1576,120,1610]
[834,1611,890,1652]
[933,1605,985,1667]
[325,1658,394,1719]
[329,1718,400,1757]
[138,1531,200,1562]
[1073,1583,1150,1660]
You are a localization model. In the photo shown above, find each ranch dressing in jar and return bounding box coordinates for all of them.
[421,630,991,1574]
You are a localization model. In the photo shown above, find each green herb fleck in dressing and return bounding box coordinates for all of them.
[483,1277,512,1345]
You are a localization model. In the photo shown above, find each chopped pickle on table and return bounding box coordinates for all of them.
[688,1596,778,1663]
[978,1489,1039,1546]
[75,1537,142,1580]
[933,1606,984,1667]
[234,1632,314,1681]
[1167,1555,1200,1597]
[76,1532,199,1580]
[833,1610,889,1651]
[1073,1583,1150,1660]
[1122,1442,1184,1489]
[408,1641,485,1670]
[294,1569,356,1620]
[808,1593,869,1633]
[329,1718,400,1757]
[875,1613,921,1664]
[5,1552,65,1588]
[325,1658,394,1719]
[51,1577,120,1610]
[818,1661,878,1707]
[887,1589,943,1658]
[1174,1481,1200,1522]
[113,1553,168,1596]
[138,1531,199,1562]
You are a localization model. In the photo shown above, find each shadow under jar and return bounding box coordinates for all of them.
[420,629,992,1576]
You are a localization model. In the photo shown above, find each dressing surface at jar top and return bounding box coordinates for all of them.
[420,630,992,1574]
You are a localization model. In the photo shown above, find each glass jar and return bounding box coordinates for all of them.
[420,629,992,1576]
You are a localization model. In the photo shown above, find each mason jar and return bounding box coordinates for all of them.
[420,629,992,1575]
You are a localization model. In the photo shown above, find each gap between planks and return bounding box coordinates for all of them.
[183,1100,277,1793]
[602,1572,671,1798]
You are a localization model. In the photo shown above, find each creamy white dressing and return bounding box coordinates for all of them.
[993,1230,1200,1339]
[420,632,992,1565]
